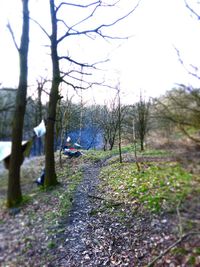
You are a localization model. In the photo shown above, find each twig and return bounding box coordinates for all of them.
[148,232,200,267]
[88,194,123,207]
[87,194,106,201]
[48,254,73,265]
[7,22,19,51]
[176,200,183,237]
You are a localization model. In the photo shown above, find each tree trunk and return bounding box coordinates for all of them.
[7,0,29,207]
[44,0,59,187]
[140,138,144,151]
[118,90,122,163]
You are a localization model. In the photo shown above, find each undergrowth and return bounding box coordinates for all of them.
[99,161,194,213]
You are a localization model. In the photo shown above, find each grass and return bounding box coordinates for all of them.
[0,155,84,240]
[0,146,194,214]
[42,164,83,234]
[84,145,172,164]
[83,149,117,162]
[99,161,194,212]
[139,148,172,157]
[57,169,82,216]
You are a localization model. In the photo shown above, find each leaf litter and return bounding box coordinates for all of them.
[0,153,199,266]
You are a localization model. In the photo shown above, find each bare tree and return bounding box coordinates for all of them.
[133,93,150,151]
[0,89,16,139]
[116,85,123,163]
[154,85,200,143]
[99,92,126,151]
[32,77,48,155]
[101,98,119,151]
[7,0,30,207]
[35,77,48,124]
[57,94,74,167]
[33,0,141,186]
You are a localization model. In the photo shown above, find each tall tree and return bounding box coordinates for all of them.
[7,0,30,207]
[44,0,60,186]
[116,85,123,163]
[37,0,141,187]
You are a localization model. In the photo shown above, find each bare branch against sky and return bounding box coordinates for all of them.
[1,0,200,103]
[184,0,200,19]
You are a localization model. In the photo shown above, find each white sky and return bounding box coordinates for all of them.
[0,0,200,104]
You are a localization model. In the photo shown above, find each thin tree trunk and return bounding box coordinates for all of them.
[118,93,122,163]
[44,0,59,187]
[7,0,29,207]
[140,138,144,151]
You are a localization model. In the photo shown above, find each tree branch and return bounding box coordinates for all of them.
[184,0,200,20]
[174,46,200,80]
[61,78,92,91]
[60,69,92,80]
[30,17,50,39]
[59,55,109,69]
[58,0,141,43]
[56,0,101,13]
[179,124,200,143]
[148,232,200,267]
[0,104,15,113]
[7,22,19,51]
[67,1,101,31]
[59,56,96,68]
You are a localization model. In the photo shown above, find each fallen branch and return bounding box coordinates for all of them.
[176,200,183,237]
[87,194,106,201]
[148,232,200,267]
[88,194,123,207]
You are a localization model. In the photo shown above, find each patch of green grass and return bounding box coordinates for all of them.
[172,247,188,255]
[99,161,193,213]
[187,255,196,265]
[44,167,83,231]
[58,169,82,216]
[139,149,172,157]
[84,146,172,164]
[21,194,32,205]
[47,241,56,249]
[0,174,7,188]
[194,247,200,255]
[84,149,116,162]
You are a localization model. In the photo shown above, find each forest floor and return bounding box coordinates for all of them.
[0,145,200,266]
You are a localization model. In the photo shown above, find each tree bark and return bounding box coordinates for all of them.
[7,0,29,207]
[44,0,59,187]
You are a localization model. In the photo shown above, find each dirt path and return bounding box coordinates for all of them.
[47,157,200,267]
[46,161,177,267]
[0,156,200,266]
[47,162,101,266]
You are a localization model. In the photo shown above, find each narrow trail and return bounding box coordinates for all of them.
[1,155,199,266]
[49,162,101,266]
[47,157,178,267]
